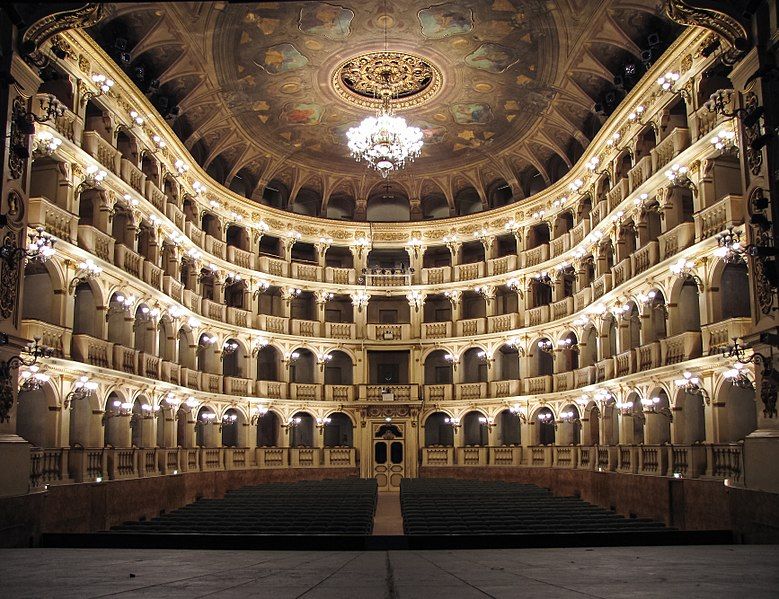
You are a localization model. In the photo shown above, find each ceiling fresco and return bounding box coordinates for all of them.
[89,1,677,213]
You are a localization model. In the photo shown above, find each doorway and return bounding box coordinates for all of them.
[373,422,404,491]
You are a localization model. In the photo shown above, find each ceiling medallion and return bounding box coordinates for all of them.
[333,51,443,111]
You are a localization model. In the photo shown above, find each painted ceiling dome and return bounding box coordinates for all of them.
[89,1,678,219]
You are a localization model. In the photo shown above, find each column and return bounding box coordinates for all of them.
[405,243,425,285]
[408,292,425,339]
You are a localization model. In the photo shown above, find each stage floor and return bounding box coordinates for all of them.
[1,545,777,598]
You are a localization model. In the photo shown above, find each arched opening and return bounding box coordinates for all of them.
[257,345,281,381]
[455,186,482,215]
[326,193,355,220]
[195,406,216,447]
[421,192,449,219]
[72,282,97,337]
[645,389,672,445]
[717,382,757,442]
[720,262,751,320]
[324,412,353,447]
[289,348,315,384]
[17,385,56,448]
[602,399,619,445]
[496,345,520,381]
[530,338,554,377]
[584,404,600,445]
[226,224,249,252]
[107,292,132,347]
[177,328,195,369]
[424,411,454,446]
[201,212,222,240]
[462,411,488,446]
[461,290,486,319]
[104,392,130,448]
[534,407,555,445]
[526,223,550,250]
[644,289,668,342]
[553,211,574,238]
[111,206,135,248]
[224,279,247,309]
[290,411,315,447]
[262,180,288,209]
[580,326,599,367]
[221,408,242,447]
[497,409,521,445]
[196,333,218,374]
[625,391,645,444]
[22,263,56,324]
[257,410,279,446]
[324,350,353,385]
[676,279,702,333]
[133,304,156,354]
[129,398,146,448]
[116,129,139,164]
[557,404,581,445]
[222,338,245,378]
[367,182,410,221]
[424,350,453,384]
[558,332,579,371]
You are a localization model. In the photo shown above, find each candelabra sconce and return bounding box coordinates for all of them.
[711,129,738,154]
[508,404,527,423]
[250,405,269,426]
[444,416,461,432]
[0,226,56,269]
[473,227,491,242]
[443,289,461,307]
[108,400,134,418]
[316,416,332,431]
[557,338,579,353]
[656,71,680,92]
[81,74,114,105]
[251,337,270,358]
[637,290,667,316]
[317,236,333,257]
[505,337,526,356]
[664,163,692,188]
[610,301,632,321]
[173,159,189,177]
[476,350,494,369]
[284,351,300,369]
[406,290,425,313]
[538,339,555,355]
[474,285,494,303]
[531,272,553,286]
[196,334,217,354]
[282,416,302,431]
[505,278,524,298]
[105,293,135,320]
[220,340,239,359]
[317,352,333,372]
[478,416,496,431]
[192,181,207,197]
[251,278,271,299]
[615,401,634,416]
[674,371,710,404]
[32,130,63,158]
[537,412,556,428]
[443,234,460,255]
[722,339,777,417]
[350,290,370,313]
[64,376,99,409]
[558,410,579,424]
[0,336,54,407]
[705,89,768,135]
[157,391,180,410]
[79,165,108,191]
[282,287,302,305]
[626,104,646,125]
[18,364,50,392]
[127,109,144,128]
[199,412,217,426]
[723,362,755,390]
[351,237,371,260]
[670,258,704,290]
[444,353,459,371]
[220,413,238,431]
[151,135,166,151]
[714,227,750,264]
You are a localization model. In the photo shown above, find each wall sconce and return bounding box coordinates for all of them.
[128,109,144,127]
[506,277,522,294]
[283,416,302,430]
[670,257,703,288]
[674,371,710,403]
[0,337,53,421]
[82,164,107,189]
[569,178,584,193]
[105,293,135,320]
[585,156,600,172]
[714,227,746,263]
[538,339,555,355]
[317,235,333,256]
[18,364,50,391]
[557,338,579,352]
[82,73,114,104]
[221,340,239,358]
[316,416,332,430]
[222,413,238,425]
[197,334,217,352]
[151,134,166,150]
[537,412,555,426]
[558,410,578,423]
[444,416,461,431]
[192,181,207,196]
[251,278,271,298]
[576,395,589,408]
[504,337,526,356]
[640,397,671,416]
[350,290,370,312]
[531,271,552,286]
[626,104,645,124]
[32,130,62,157]
[723,362,754,390]
[406,290,425,312]
[606,131,621,147]
[508,404,527,422]
[656,71,680,92]
[664,163,691,186]
[477,350,494,368]
[282,287,302,305]
[443,234,460,254]
[443,353,459,371]
[473,227,491,241]
[251,337,270,357]
[615,401,634,416]
[68,259,102,293]
[284,351,300,368]
[109,400,134,417]
[250,405,269,425]
[478,416,496,431]
[199,411,217,424]
[173,159,188,176]
[443,289,461,306]
[64,376,98,409]
[711,129,737,153]
[158,391,180,409]
[722,339,777,417]
[474,285,494,303]
[0,226,56,268]
[317,352,333,371]
[351,236,371,260]
[610,301,632,321]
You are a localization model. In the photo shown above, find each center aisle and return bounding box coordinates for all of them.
[372,493,404,536]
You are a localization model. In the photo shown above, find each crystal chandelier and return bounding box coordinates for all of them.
[345,4,423,178]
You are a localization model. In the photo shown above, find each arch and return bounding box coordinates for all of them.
[290,411,315,447]
[323,412,354,447]
[72,281,98,337]
[424,411,454,446]
[496,344,520,381]
[529,338,554,377]
[454,185,482,215]
[671,278,702,334]
[718,261,750,321]
[557,403,582,445]
[582,402,600,445]
[177,327,195,369]
[222,337,248,378]
[602,397,620,445]
[462,410,489,446]
[366,183,410,221]
[326,193,355,220]
[673,389,706,444]
[324,350,353,385]
[496,408,521,445]
[221,407,244,447]
[643,288,668,342]
[257,409,280,447]
[104,391,131,448]
[17,383,59,448]
[133,303,156,354]
[226,224,250,251]
[645,387,672,444]
[579,325,598,367]
[195,405,217,447]
[256,344,281,382]
[424,349,454,385]
[532,406,555,445]
[289,347,316,384]
[262,179,289,209]
[461,347,488,383]
[716,379,757,442]
[625,390,645,444]
[558,331,579,371]
[23,261,62,324]
[106,291,132,346]
[196,332,219,374]
[201,211,222,240]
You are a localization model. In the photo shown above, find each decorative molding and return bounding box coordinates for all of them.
[664,0,750,65]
